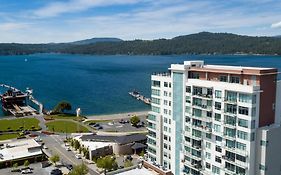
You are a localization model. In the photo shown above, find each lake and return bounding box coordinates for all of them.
[0,54,280,116]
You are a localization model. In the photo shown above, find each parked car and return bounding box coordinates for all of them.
[65,164,73,171]
[66,147,71,151]
[75,154,81,159]
[50,169,62,175]
[21,169,32,174]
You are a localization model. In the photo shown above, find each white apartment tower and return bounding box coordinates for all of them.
[147,60,281,175]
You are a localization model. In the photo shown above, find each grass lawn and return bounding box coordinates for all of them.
[0,118,40,132]
[46,120,89,133]
[0,133,18,141]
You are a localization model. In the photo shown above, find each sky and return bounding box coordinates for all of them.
[0,0,281,43]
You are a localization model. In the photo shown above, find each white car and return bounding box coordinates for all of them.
[75,154,81,159]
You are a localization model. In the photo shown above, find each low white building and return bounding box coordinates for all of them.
[0,139,43,167]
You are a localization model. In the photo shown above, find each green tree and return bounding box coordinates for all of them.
[69,163,88,175]
[24,160,29,167]
[124,160,133,168]
[130,115,140,127]
[53,101,72,113]
[139,150,145,157]
[49,154,60,166]
[96,156,118,174]
[74,140,80,150]
[12,163,18,170]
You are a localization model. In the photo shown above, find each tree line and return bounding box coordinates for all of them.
[1,32,281,55]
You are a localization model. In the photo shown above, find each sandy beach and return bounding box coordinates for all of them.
[86,110,149,120]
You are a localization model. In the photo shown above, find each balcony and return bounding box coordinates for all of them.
[183,151,202,161]
[223,122,237,129]
[193,93,213,100]
[192,104,212,111]
[223,133,236,140]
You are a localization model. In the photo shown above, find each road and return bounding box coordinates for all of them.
[42,134,99,175]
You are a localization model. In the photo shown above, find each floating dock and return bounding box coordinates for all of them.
[129,90,151,105]
[0,84,43,117]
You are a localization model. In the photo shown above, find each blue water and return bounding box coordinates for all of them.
[0,54,280,116]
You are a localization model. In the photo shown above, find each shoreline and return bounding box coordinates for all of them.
[85,110,149,120]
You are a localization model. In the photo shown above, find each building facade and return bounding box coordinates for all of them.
[147,60,281,175]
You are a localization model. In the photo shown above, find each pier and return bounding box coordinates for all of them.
[0,84,43,117]
[128,90,151,105]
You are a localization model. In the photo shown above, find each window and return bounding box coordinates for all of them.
[226,91,237,102]
[215,156,221,163]
[186,96,191,103]
[259,164,267,171]
[151,97,160,105]
[206,133,212,139]
[238,118,248,128]
[225,104,237,114]
[215,145,222,152]
[215,102,221,110]
[230,76,240,83]
[189,72,199,79]
[148,114,156,121]
[206,142,211,149]
[215,113,221,121]
[239,93,253,103]
[164,109,168,114]
[151,106,160,113]
[152,80,160,87]
[164,117,168,123]
[237,130,248,140]
[214,124,221,132]
[260,140,268,147]
[186,86,191,93]
[236,142,246,151]
[236,154,246,162]
[252,107,256,117]
[206,162,211,169]
[206,152,211,159]
[216,136,222,142]
[219,75,227,82]
[164,91,168,96]
[239,106,249,116]
[215,90,222,99]
[151,89,160,96]
[212,165,220,174]
[226,139,235,148]
[164,82,168,87]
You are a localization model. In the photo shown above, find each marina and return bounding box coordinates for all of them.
[0,84,43,117]
[129,90,151,105]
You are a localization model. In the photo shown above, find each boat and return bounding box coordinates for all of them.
[128,90,151,105]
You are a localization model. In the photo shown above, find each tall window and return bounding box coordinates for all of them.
[215,90,222,99]
[238,118,248,128]
[239,106,249,116]
[230,76,240,83]
[152,80,160,87]
[212,165,220,174]
[219,75,227,82]
[237,130,248,140]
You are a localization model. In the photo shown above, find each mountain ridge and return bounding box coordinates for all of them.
[0,32,281,55]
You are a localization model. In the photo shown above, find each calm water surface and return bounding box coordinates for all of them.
[0,54,280,116]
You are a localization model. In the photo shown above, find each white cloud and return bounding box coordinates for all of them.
[33,0,142,18]
[0,22,29,31]
[271,21,281,28]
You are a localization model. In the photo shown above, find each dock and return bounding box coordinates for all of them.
[128,90,151,105]
[0,84,43,117]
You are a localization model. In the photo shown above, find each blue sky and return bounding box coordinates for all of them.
[0,0,281,43]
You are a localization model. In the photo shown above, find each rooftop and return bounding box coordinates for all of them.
[79,133,147,145]
[0,139,42,162]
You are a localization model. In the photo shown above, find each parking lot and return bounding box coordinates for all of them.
[89,119,147,132]
[0,162,58,175]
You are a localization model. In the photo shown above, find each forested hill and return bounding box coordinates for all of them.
[1,32,281,55]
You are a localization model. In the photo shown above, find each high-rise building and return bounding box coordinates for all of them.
[147,60,281,175]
